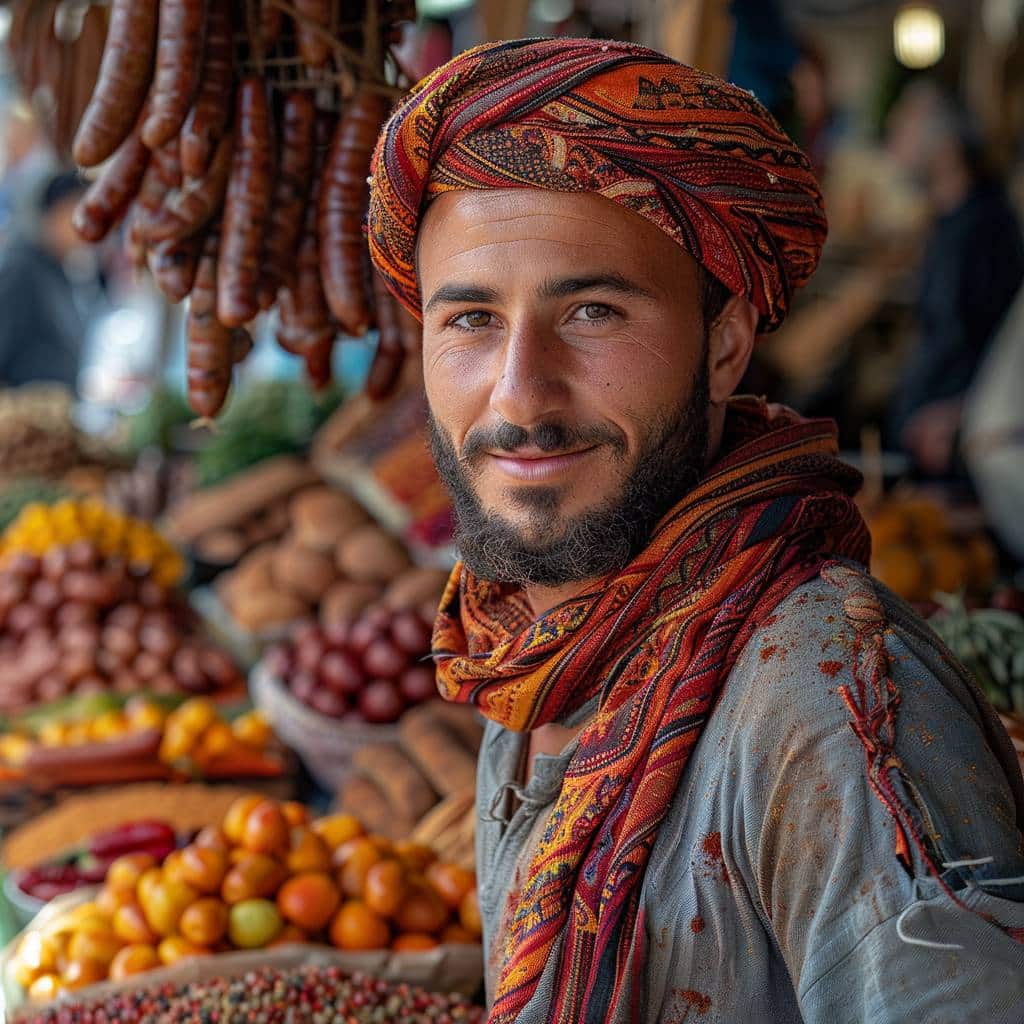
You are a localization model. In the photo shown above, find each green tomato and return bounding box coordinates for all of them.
[228,898,283,949]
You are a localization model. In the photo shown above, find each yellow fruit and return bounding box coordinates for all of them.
[232,711,272,749]
[312,814,364,850]
[27,973,64,1002]
[126,700,166,731]
[89,711,129,743]
[173,698,218,735]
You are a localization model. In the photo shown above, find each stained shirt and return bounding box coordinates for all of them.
[475,563,1024,1023]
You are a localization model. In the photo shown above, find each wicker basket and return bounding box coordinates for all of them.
[249,661,398,791]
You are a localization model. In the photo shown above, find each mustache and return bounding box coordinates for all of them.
[460,419,627,462]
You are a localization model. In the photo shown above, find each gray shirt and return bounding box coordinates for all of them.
[475,564,1024,1022]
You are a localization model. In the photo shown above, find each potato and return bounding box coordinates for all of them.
[290,487,370,552]
[194,528,248,565]
[383,567,451,611]
[230,588,310,632]
[320,580,383,625]
[335,526,411,584]
[271,543,337,603]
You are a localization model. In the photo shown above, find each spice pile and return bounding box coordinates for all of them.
[72,0,420,416]
[18,965,484,1023]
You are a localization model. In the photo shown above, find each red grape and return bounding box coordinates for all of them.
[296,634,327,674]
[362,605,392,630]
[290,670,319,705]
[320,650,365,697]
[348,619,384,655]
[263,644,293,680]
[390,611,432,655]
[398,665,439,705]
[359,680,405,724]
[362,639,407,680]
[323,620,352,648]
[309,687,348,719]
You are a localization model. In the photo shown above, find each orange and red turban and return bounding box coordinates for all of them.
[368,37,827,331]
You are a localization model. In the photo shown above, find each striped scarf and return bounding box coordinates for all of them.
[433,397,869,1023]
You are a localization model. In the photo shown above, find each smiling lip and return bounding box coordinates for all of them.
[486,446,598,482]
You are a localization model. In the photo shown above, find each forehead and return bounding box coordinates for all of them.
[416,188,697,289]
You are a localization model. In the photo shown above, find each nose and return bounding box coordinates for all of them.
[488,319,569,428]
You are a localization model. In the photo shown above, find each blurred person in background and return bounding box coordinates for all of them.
[0,101,57,244]
[0,170,93,392]
[886,82,1024,476]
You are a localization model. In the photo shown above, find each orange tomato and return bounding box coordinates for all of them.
[267,923,308,948]
[329,901,390,951]
[286,827,332,874]
[194,825,231,853]
[393,841,437,873]
[312,813,363,850]
[113,902,159,946]
[276,873,340,932]
[241,800,290,856]
[96,884,135,917]
[459,888,482,938]
[68,929,124,968]
[161,850,190,887]
[222,794,264,844]
[109,944,160,980]
[136,866,162,909]
[425,862,475,911]
[28,973,65,1001]
[395,881,449,935]
[179,898,229,946]
[392,932,439,952]
[221,852,287,904]
[364,859,408,919]
[334,837,382,898]
[107,851,157,893]
[62,957,106,990]
[440,923,477,945]
[141,878,197,937]
[157,935,209,966]
[179,845,228,895]
[281,801,309,827]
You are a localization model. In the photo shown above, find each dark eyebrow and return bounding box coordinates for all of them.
[538,273,658,302]
[423,284,501,314]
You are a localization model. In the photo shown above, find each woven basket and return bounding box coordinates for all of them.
[249,661,398,791]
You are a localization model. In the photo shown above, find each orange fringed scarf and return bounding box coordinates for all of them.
[433,398,870,1024]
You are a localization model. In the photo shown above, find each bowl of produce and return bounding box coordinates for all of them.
[3,796,483,1012]
[3,820,177,928]
[251,605,440,790]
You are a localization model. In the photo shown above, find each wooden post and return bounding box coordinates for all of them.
[634,0,734,75]
[477,0,532,43]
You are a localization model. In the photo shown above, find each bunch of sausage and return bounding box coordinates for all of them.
[70,0,420,419]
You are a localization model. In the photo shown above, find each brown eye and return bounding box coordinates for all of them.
[454,310,492,329]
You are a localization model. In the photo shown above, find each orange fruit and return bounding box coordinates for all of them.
[441,923,477,945]
[28,973,65,1001]
[393,841,436,872]
[157,935,208,966]
[312,813,363,850]
[113,902,159,946]
[241,800,290,856]
[267,923,308,948]
[334,837,382,898]
[179,898,229,946]
[425,862,475,911]
[194,825,231,853]
[161,850,190,887]
[871,543,925,601]
[395,881,448,935]
[392,932,438,951]
[286,827,332,874]
[459,889,481,938]
[223,795,264,844]
[179,845,228,895]
[96,884,135,917]
[68,929,124,968]
[364,859,408,919]
[281,801,309,827]
[62,957,106,990]
[277,873,341,933]
[107,851,157,893]
[329,901,390,951]
[221,852,287,904]
[109,944,160,980]
[924,540,969,595]
[141,878,197,938]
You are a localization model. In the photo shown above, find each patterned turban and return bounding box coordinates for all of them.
[368,37,827,332]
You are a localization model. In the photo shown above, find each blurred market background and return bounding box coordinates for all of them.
[0,0,1022,1011]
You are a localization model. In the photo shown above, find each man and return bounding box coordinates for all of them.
[885,83,1024,476]
[368,39,1024,1023]
[0,170,91,392]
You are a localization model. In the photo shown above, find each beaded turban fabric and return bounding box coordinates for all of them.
[368,37,828,332]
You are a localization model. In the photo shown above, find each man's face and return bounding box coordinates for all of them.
[418,189,712,586]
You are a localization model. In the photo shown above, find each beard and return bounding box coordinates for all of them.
[428,350,711,588]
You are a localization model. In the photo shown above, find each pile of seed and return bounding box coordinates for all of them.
[21,966,484,1024]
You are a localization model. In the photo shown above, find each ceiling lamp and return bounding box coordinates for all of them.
[894,4,946,69]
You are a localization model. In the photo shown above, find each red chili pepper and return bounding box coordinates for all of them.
[86,819,176,859]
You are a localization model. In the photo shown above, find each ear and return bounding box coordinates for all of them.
[707,295,758,404]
